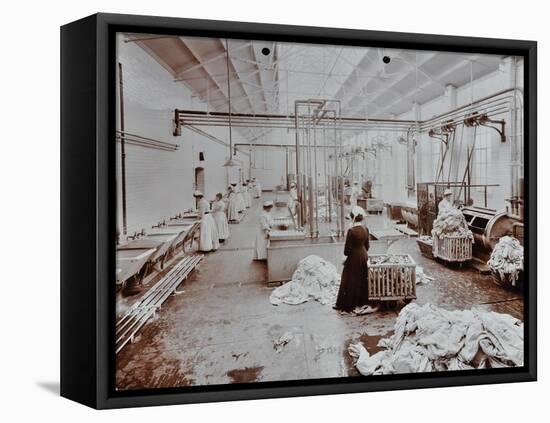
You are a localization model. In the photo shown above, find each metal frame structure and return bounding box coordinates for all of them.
[174,87,524,214]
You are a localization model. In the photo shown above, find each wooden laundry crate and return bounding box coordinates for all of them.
[367,254,417,301]
[432,234,472,263]
[416,238,434,259]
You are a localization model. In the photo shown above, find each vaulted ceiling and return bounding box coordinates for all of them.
[125,33,505,142]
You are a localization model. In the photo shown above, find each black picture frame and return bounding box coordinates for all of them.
[60,12,537,409]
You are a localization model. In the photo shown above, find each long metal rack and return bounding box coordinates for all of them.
[115,254,203,354]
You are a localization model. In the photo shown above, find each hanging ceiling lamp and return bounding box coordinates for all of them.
[223,38,239,167]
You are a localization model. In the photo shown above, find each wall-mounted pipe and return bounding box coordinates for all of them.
[116,131,179,151]
[118,62,128,235]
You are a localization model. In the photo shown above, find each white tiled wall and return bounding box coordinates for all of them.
[116,36,249,236]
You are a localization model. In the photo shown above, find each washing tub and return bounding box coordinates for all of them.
[267,235,388,283]
[147,227,188,251]
[118,235,176,262]
[116,248,156,285]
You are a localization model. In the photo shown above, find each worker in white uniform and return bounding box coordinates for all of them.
[350,181,360,208]
[212,192,230,242]
[254,200,274,260]
[438,188,454,214]
[242,182,251,208]
[253,178,262,199]
[288,182,298,216]
[246,179,254,205]
[227,185,239,222]
[194,191,219,252]
[234,182,245,213]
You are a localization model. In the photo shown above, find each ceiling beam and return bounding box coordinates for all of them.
[173,41,252,78]
[344,51,438,115]
[371,54,483,118]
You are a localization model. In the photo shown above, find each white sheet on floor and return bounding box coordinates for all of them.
[349,303,523,375]
[270,255,341,306]
[415,266,434,284]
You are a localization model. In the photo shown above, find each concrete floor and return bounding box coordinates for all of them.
[116,194,524,390]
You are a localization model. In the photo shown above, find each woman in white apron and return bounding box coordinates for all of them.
[195,191,219,252]
[227,185,240,222]
[234,182,245,213]
[212,192,230,242]
[246,179,254,205]
[242,182,251,208]
[253,178,262,199]
[254,200,274,260]
[350,181,360,208]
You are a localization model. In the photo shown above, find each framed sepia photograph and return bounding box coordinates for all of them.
[60,13,537,409]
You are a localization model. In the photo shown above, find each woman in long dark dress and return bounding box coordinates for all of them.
[334,207,370,312]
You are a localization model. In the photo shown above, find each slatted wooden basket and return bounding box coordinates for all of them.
[432,234,472,263]
[367,254,417,301]
[416,238,434,259]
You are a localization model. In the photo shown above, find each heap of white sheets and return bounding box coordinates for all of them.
[270,255,340,306]
[349,303,523,375]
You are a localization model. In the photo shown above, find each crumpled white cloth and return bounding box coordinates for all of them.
[488,236,524,284]
[416,266,434,285]
[270,255,340,306]
[349,303,523,375]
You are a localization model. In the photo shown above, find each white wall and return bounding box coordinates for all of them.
[116,36,249,235]
[373,57,523,212]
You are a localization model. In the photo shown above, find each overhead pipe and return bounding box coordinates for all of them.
[115,131,179,151]
[186,125,250,156]
[179,87,523,218]
[175,89,521,135]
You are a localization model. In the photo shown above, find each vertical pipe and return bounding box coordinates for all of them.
[118,62,128,235]
[307,102,314,238]
[302,116,308,227]
[338,102,345,238]
[285,147,289,190]
[323,123,330,223]
[294,102,302,228]
[313,119,319,237]
[225,39,234,162]
[334,107,343,237]
[249,148,252,181]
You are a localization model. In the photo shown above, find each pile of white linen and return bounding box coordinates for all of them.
[349,303,523,375]
[370,255,413,265]
[487,236,524,284]
[432,208,473,238]
[418,235,433,245]
[270,255,340,306]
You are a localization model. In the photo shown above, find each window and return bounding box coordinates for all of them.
[472,128,491,190]
[431,140,442,182]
